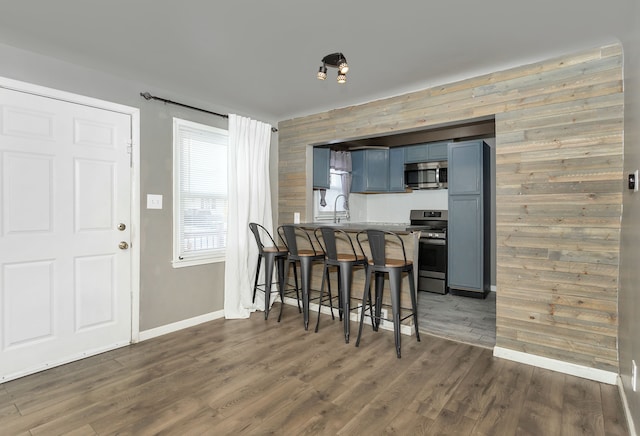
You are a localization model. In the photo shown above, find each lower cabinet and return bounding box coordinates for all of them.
[448,195,483,291]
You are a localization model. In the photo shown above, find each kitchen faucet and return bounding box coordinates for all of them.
[334,194,350,223]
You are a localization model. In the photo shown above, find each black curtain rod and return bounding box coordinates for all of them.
[139,92,278,132]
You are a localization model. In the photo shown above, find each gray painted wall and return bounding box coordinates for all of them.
[0,43,279,331]
[619,1,640,430]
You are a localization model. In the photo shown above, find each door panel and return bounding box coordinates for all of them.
[0,87,132,381]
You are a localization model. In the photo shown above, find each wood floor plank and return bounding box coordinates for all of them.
[411,343,486,420]
[0,306,629,436]
[289,399,358,435]
[515,367,566,435]
[601,383,630,436]
[561,376,607,435]
[469,359,535,435]
[383,407,435,435]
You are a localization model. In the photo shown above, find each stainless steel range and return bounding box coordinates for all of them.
[410,209,448,294]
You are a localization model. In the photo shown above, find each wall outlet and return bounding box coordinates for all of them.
[379,308,391,328]
[293,212,300,224]
[633,360,638,392]
[380,308,388,320]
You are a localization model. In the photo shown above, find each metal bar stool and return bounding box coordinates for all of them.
[355,229,421,358]
[278,225,333,330]
[249,223,300,320]
[314,227,368,343]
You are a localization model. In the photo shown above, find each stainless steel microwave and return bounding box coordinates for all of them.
[404,161,447,189]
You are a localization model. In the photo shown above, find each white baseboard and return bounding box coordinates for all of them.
[138,310,225,342]
[283,297,414,336]
[493,346,618,385]
[618,376,638,436]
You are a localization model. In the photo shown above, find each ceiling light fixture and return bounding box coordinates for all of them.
[317,65,327,80]
[317,52,349,84]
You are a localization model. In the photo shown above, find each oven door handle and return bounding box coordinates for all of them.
[420,238,446,245]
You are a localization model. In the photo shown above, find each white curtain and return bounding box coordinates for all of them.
[224,114,273,319]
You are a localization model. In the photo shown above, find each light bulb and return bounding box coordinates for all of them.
[317,66,327,80]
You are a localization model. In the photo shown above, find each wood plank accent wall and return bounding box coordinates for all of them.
[277,44,623,372]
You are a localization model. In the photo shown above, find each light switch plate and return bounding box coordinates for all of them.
[147,194,163,209]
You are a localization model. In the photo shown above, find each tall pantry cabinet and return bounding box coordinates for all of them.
[447,140,491,297]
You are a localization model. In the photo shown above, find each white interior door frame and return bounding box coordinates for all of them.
[0,76,141,343]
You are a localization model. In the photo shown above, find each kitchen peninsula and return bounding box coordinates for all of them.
[287,222,422,333]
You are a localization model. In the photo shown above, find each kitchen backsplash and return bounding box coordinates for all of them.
[349,189,448,223]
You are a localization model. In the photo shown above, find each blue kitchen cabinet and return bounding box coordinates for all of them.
[404,141,449,163]
[428,141,449,161]
[404,143,429,163]
[447,140,490,297]
[351,149,390,192]
[388,147,405,192]
[313,147,330,189]
[448,141,482,195]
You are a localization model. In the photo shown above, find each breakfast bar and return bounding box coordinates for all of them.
[283,222,423,338]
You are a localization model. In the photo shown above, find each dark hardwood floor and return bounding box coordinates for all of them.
[0,306,628,435]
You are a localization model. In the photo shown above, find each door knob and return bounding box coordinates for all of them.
[117,223,126,231]
[119,241,129,250]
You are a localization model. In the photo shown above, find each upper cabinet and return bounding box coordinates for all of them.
[351,149,389,192]
[313,147,330,189]
[404,141,449,163]
[447,141,482,195]
[351,148,406,193]
[388,148,405,192]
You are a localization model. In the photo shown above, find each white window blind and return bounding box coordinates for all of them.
[173,118,228,267]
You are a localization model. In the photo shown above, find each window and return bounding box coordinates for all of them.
[173,118,228,267]
[313,169,350,221]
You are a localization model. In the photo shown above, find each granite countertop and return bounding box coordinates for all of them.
[294,222,427,234]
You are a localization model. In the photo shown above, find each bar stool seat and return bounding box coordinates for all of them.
[314,227,368,343]
[249,223,300,320]
[356,229,421,358]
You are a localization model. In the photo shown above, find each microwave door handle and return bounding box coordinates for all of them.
[435,168,440,185]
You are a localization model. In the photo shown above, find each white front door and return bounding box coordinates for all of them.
[0,87,133,381]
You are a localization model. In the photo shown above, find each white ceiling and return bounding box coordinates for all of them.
[0,0,634,122]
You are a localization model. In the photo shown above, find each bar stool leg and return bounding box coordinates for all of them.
[263,252,276,320]
[314,263,329,333]
[356,266,372,347]
[373,272,384,331]
[389,268,402,358]
[278,260,292,323]
[299,256,313,330]
[408,267,421,342]
[252,255,262,304]
[339,261,353,343]
[292,264,301,313]
[276,255,286,314]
